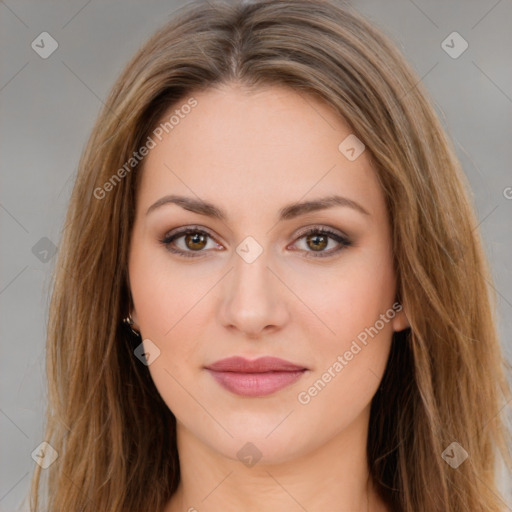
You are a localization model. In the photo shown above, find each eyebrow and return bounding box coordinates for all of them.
[145,194,370,220]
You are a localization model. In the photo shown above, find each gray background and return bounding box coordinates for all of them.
[1,0,511,510]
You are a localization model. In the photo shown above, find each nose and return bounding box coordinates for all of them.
[217,248,290,339]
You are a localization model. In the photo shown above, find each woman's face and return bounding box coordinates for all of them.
[128,83,408,463]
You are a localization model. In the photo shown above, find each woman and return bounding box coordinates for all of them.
[29,0,512,510]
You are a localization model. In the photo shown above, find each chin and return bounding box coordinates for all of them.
[196,422,317,466]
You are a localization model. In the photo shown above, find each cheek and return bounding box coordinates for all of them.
[128,244,220,388]
[128,246,209,413]
[297,246,396,401]
[292,277,395,436]
[297,252,396,351]
[129,242,199,339]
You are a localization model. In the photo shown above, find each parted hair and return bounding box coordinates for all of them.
[29,0,511,510]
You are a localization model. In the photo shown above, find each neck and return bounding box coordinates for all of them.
[164,405,389,512]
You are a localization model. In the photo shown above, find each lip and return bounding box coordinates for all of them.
[205,356,308,397]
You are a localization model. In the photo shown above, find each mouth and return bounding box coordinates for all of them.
[204,356,308,397]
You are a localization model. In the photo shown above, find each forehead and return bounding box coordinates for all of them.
[136,83,384,220]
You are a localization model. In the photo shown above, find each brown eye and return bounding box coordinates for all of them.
[160,228,219,258]
[184,232,208,251]
[292,227,352,259]
[306,233,328,252]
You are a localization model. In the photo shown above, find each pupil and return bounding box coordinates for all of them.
[309,234,327,251]
[187,233,206,250]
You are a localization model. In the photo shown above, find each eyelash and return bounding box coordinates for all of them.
[159,225,352,259]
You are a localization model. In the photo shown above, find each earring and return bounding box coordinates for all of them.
[123,313,141,337]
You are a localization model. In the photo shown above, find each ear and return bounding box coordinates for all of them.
[131,307,139,329]
[391,304,410,332]
[126,276,140,329]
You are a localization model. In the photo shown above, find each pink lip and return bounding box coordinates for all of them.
[205,356,308,397]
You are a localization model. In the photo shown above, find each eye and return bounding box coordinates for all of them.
[159,225,352,259]
[160,226,221,258]
[290,226,352,258]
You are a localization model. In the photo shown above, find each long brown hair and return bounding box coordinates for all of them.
[28,0,512,510]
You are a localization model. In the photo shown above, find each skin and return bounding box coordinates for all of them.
[128,82,409,512]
